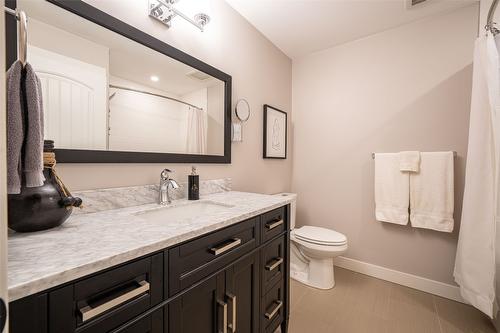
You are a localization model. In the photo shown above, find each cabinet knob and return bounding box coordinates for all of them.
[265,300,283,320]
[210,238,242,256]
[265,219,284,230]
[265,257,284,271]
[217,300,227,333]
[79,280,150,322]
[226,293,237,333]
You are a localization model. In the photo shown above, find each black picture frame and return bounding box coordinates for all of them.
[263,104,287,159]
[5,0,232,164]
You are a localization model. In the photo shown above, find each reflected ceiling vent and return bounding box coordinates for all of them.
[406,0,427,9]
[186,70,211,81]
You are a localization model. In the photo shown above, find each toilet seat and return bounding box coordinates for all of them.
[293,226,347,246]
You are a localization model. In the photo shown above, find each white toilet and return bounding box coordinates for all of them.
[276,193,348,289]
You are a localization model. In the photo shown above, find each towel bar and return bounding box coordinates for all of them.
[371,151,457,159]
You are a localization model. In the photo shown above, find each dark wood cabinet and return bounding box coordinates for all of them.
[9,205,290,333]
[43,253,164,333]
[9,293,47,333]
[114,309,163,333]
[261,280,285,333]
[168,216,260,296]
[168,272,225,333]
[225,251,260,333]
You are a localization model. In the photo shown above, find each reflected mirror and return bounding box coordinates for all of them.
[8,0,231,163]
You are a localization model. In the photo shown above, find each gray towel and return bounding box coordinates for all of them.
[23,63,45,188]
[7,61,24,194]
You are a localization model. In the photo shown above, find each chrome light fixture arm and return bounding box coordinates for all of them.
[149,0,210,32]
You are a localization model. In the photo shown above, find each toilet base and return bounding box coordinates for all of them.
[290,253,336,289]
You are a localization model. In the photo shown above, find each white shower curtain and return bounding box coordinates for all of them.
[186,106,207,154]
[454,33,500,318]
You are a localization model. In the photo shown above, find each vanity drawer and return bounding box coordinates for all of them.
[113,308,163,333]
[50,254,163,333]
[260,280,284,333]
[261,235,286,294]
[261,207,286,243]
[168,216,260,296]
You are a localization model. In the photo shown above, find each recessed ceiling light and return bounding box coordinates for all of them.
[150,75,159,82]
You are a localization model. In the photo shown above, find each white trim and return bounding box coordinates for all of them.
[333,256,465,303]
[0,10,8,332]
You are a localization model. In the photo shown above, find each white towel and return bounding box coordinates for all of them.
[374,153,410,225]
[399,151,420,172]
[409,152,454,232]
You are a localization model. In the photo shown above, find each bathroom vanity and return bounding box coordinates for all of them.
[7,190,292,333]
[4,0,293,330]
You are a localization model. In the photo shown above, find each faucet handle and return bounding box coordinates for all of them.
[161,168,173,180]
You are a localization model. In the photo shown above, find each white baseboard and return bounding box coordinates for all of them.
[333,256,465,303]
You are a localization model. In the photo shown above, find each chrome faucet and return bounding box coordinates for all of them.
[159,169,180,205]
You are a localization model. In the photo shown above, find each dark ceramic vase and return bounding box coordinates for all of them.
[8,168,81,233]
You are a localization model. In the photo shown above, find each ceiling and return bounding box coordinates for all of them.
[225,0,478,59]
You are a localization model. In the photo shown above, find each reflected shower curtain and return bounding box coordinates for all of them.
[454,33,500,318]
[186,106,207,154]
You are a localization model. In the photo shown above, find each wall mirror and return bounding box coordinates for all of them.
[6,0,231,163]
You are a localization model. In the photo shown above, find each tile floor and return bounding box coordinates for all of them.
[281,267,496,333]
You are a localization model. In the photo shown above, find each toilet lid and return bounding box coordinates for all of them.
[294,226,347,246]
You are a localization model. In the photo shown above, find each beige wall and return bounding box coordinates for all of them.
[56,0,292,194]
[291,5,478,285]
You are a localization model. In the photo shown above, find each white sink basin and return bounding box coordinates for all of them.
[135,201,233,223]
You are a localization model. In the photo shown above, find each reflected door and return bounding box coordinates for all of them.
[29,45,108,150]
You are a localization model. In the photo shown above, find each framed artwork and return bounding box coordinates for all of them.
[263,104,287,159]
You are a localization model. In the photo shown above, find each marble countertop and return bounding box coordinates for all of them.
[8,191,293,302]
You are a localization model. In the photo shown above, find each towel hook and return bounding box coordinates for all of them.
[16,9,28,66]
[4,7,28,66]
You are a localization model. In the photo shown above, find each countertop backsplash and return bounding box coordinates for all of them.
[73,178,232,215]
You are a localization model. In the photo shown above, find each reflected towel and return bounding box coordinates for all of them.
[410,152,454,232]
[399,151,420,172]
[374,153,410,225]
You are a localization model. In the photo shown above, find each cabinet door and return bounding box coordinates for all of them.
[9,294,47,333]
[115,309,163,333]
[168,272,225,333]
[225,252,260,333]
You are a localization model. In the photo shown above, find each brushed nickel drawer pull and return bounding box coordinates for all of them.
[265,219,283,230]
[218,300,228,333]
[226,293,237,333]
[80,280,150,322]
[265,300,283,320]
[210,238,242,256]
[265,257,283,271]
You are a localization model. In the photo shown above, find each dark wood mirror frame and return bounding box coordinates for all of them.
[5,0,232,163]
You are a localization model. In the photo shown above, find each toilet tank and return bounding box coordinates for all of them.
[274,193,297,229]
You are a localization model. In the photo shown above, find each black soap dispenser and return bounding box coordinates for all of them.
[188,166,199,200]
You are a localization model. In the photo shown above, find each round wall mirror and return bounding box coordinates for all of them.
[235,99,250,122]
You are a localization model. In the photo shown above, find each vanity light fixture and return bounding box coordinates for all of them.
[150,75,160,82]
[149,0,211,32]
